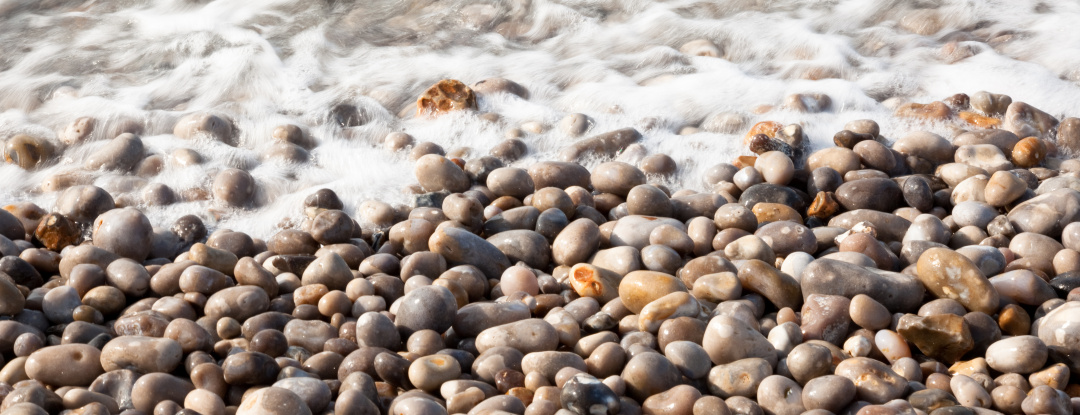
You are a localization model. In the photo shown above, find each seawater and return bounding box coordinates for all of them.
[1,0,1079,238]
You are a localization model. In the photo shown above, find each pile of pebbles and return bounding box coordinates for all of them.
[1,84,1080,415]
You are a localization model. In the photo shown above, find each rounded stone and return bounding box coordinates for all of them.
[204,285,270,322]
[754,221,816,257]
[835,357,909,404]
[562,373,620,415]
[272,376,332,413]
[985,335,1047,375]
[916,248,1000,314]
[237,386,312,415]
[475,319,559,354]
[757,375,805,415]
[25,344,103,387]
[395,285,457,337]
[487,167,535,200]
[0,276,25,316]
[408,354,462,393]
[706,357,771,399]
[617,271,687,314]
[835,178,903,212]
[54,185,115,224]
[642,384,702,415]
[802,375,856,412]
[100,336,183,373]
[592,162,646,197]
[621,352,682,401]
[42,285,80,324]
[415,154,471,193]
[91,208,153,261]
[702,315,777,366]
[222,351,280,386]
[211,168,256,207]
[754,151,795,185]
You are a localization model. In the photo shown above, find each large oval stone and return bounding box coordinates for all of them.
[916,248,999,314]
[430,226,510,280]
[394,285,457,337]
[100,336,183,373]
[25,344,104,387]
[835,178,903,212]
[702,315,777,366]
[1007,188,1080,239]
[618,270,687,314]
[800,258,924,313]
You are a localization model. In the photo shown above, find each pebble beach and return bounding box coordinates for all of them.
[1,1,1080,415]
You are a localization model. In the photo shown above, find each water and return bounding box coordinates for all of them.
[1,0,1079,238]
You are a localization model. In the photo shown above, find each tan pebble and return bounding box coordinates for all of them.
[751,202,802,225]
[705,357,771,398]
[916,247,999,314]
[24,344,103,387]
[237,386,312,415]
[894,101,951,120]
[1012,136,1048,167]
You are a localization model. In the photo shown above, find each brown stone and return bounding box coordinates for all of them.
[33,213,79,251]
[743,121,783,146]
[1011,136,1047,168]
[618,271,688,314]
[958,111,1001,128]
[25,344,104,387]
[895,101,951,121]
[752,202,802,224]
[896,313,973,363]
[808,192,840,220]
[915,248,999,314]
[997,303,1030,336]
[416,79,477,116]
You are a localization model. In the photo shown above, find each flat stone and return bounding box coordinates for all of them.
[896,314,973,363]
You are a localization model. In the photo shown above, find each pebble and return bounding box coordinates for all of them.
[835,178,903,212]
[800,258,925,313]
[237,386,312,415]
[617,270,688,314]
[834,357,909,404]
[430,225,510,280]
[409,354,462,392]
[915,248,1000,314]
[984,335,1047,374]
[757,375,805,415]
[641,384,701,415]
[737,259,801,310]
[476,319,559,354]
[100,336,182,373]
[896,314,972,364]
[754,221,815,257]
[802,375,856,412]
[24,344,103,387]
[562,373,620,415]
[621,352,682,401]
[707,357,772,399]
[1035,301,1079,356]
[702,315,777,366]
